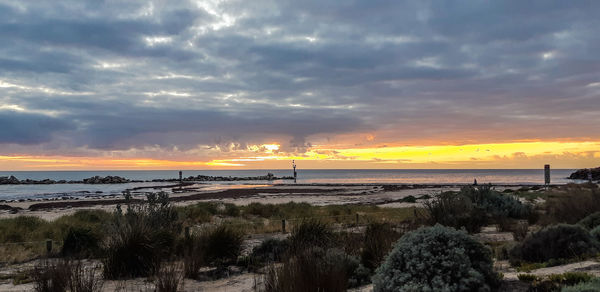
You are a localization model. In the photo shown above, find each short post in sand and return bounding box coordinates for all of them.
[281,219,287,233]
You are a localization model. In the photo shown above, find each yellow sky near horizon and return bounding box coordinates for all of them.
[0,141,599,170]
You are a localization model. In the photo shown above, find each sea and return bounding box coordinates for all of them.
[0,169,581,201]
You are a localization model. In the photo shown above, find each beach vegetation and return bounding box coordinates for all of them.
[424,186,533,233]
[261,247,369,292]
[361,222,402,271]
[509,224,598,265]
[542,183,600,224]
[577,211,600,230]
[373,225,501,292]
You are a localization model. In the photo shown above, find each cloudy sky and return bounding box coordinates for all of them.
[1,0,599,170]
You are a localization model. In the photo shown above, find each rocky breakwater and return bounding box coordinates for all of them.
[569,167,600,181]
[0,175,134,185]
[152,173,295,182]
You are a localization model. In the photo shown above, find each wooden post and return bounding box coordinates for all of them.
[281,219,286,233]
[355,213,359,225]
[185,226,190,239]
[46,239,52,254]
[544,164,551,186]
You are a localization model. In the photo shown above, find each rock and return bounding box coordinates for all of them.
[569,167,600,181]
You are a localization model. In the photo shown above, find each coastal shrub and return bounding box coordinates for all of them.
[61,227,101,258]
[182,234,206,279]
[177,202,219,224]
[249,238,290,264]
[461,185,532,220]
[31,260,70,292]
[590,226,600,242]
[425,186,533,233]
[523,272,595,292]
[424,191,487,233]
[262,247,369,292]
[289,220,336,253]
[509,224,598,264]
[245,203,281,218]
[361,222,402,271]
[154,263,183,292]
[577,212,600,230]
[562,278,600,292]
[544,184,600,224]
[373,225,501,292]
[32,259,102,292]
[102,192,180,279]
[204,225,244,266]
[0,216,49,243]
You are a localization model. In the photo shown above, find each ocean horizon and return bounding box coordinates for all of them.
[0,169,581,201]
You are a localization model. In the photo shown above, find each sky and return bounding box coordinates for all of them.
[0,0,599,170]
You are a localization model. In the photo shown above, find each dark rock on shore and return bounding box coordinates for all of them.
[0,175,131,185]
[82,175,130,184]
[151,173,295,182]
[569,167,600,181]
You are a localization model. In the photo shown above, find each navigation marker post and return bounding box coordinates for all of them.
[292,160,297,183]
[544,164,551,188]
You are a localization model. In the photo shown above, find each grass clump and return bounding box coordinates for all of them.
[510,224,598,265]
[373,224,501,292]
[543,183,600,224]
[288,220,336,253]
[262,247,369,292]
[31,259,103,292]
[102,192,180,279]
[361,222,402,271]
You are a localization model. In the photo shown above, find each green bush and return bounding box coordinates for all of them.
[203,225,244,266]
[591,226,600,243]
[249,238,290,264]
[373,225,500,292]
[61,227,101,258]
[562,277,600,292]
[263,247,369,292]
[425,186,533,233]
[578,212,600,230]
[102,192,180,279]
[510,224,598,264]
[289,220,336,253]
[544,184,600,224]
[424,191,488,233]
[361,223,401,271]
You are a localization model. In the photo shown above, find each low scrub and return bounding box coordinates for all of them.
[361,222,402,271]
[562,277,600,292]
[544,183,600,224]
[31,259,103,292]
[261,247,369,292]
[509,224,598,264]
[425,186,532,233]
[373,225,501,292]
[288,220,336,253]
[577,211,600,230]
[247,238,290,268]
[154,263,183,292]
[102,192,180,279]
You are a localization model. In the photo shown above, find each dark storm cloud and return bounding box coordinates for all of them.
[0,0,599,156]
[0,110,74,144]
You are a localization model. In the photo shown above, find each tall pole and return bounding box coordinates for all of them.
[544,164,550,188]
[293,160,297,183]
[179,170,183,190]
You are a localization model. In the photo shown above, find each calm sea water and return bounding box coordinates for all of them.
[0,169,579,200]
